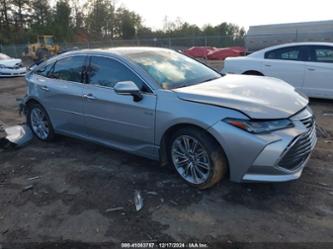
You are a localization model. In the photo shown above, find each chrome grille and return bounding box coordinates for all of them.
[301,116,314,129]
[278,120,317,170]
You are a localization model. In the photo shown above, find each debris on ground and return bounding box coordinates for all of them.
[27,176,41,181]
[322,112,333,117]
[146,191,158,196]
[169,200,178,206]
[0,123,33,150]
[105,207,124,213]
[5,125,33,146]
[318,182,329,187]
[22,185,33,192]
[134,190,143,211]
[146,232,153,240]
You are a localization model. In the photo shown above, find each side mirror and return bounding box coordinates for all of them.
[114,81,143,102]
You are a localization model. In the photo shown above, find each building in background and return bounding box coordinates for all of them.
[245,20,333,52]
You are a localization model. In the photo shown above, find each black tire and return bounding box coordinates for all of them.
[167,127,228,189]
[243,70,264,76]
[27,102,55,142]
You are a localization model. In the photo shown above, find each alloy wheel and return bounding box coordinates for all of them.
[30,107,50,140]
[171,135,211,185]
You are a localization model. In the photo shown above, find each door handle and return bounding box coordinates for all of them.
[83,94,97,100]
[307,68,315,71]
[40,85,49,91]
[264,64,272,67]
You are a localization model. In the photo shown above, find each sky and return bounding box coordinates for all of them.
[114,0,333,31]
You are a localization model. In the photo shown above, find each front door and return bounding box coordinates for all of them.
[82,55,157,157]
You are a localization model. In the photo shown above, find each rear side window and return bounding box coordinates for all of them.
[49,56,86,83]
[310,46,333,63]
[88,56,148,92]
[265,46,302,61]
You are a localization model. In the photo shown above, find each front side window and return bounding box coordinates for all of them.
[265,47,302,61]
[35,62,55,77]
[88,56,148,92]
[124,50,221,89]
[310,46,333,63]
[49,56,86,83]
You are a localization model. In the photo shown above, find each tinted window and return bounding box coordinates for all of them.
[265,47,302,61]
[49,56,86,82]
[35,62,54,77]
[125,50,221,89]
[88,56,148,91]
[310,46,333,63]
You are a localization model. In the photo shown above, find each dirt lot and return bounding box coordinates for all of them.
[0,76,333,248]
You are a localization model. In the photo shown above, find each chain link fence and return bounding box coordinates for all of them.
[0,35,244,58]
[1,32,332,58]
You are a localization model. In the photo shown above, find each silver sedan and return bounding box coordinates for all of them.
[22,47,317,189]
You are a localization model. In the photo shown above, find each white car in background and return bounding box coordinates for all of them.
[0,53,26,77]
[222,42,333,99]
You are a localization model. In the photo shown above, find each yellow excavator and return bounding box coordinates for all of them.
[23,35,60,61]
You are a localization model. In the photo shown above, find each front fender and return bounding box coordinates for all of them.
[155,90,247,145]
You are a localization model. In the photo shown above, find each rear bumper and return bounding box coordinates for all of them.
[208,108,317,183]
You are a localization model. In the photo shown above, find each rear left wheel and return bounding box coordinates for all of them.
[27,103,55,141]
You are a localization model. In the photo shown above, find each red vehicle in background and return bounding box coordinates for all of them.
[184,46,246,60]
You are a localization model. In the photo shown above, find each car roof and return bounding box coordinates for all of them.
[43,47,174,91]
[61,47,173,57]
[249,42,333,57]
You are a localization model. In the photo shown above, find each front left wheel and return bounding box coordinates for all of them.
[27,103,55,141]
[168,127,228,189]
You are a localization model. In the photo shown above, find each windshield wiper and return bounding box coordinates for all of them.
[172,76,221,89]
[199,76,220,84]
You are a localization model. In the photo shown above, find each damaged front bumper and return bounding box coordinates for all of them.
[208,108,317,183]
[0,98,33,149]
[0,67,27,77]
[0,124,33,149]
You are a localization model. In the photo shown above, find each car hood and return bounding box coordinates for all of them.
[0,58,22,67]
[173,74,308,119]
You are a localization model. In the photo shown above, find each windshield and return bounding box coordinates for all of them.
[125,50,221,89]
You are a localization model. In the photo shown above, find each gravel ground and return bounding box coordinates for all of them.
[0,76,332,249]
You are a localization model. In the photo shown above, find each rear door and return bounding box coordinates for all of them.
[303,45,333,99]
[34,55,88,134]
[82,55,157,157]
[262,46,307,90]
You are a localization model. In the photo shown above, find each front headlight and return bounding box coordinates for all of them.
[224,118,294,134]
